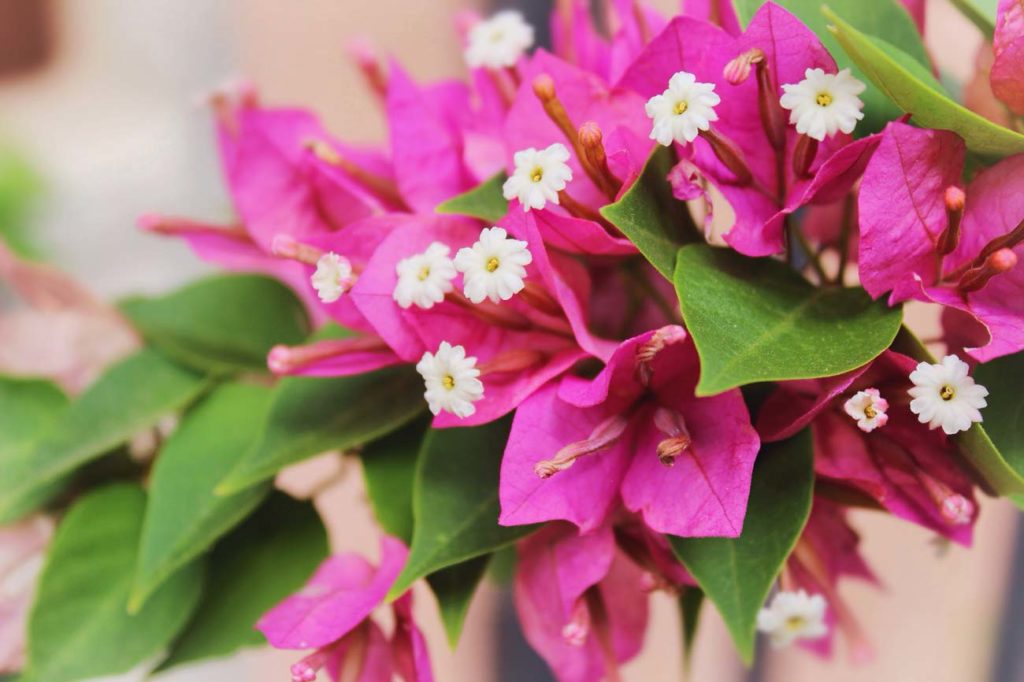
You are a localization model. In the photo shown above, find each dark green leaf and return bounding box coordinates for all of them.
[600,146,696,280]
[735,0,929,135]
[0,350,207,520]
[219,365,425,494]
[388,417,537,598]
[973,353,1024,486]
[362,416,431,544]
[674,244,902,396]
[825,8,1024,156]
[669,431,815,663]
[679,588,704,669]
[121,274,310,375]
[892,327,1024,495]
[426,555,492,648]
[131,383,274,611]
[21,484,203,682]
[436,172,509,223]
[157,493,328,670]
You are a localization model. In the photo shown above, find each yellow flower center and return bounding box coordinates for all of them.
[940,385,956,401]
[674,100,689,115]
[486,257,500,272]
[442,374,455,390]
[816,92,833,107]
[531,167,544,183]
[417,265,431,281]
[864,404,877,419]
[784,615,806,632]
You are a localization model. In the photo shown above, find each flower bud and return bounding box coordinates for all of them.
[937,185,966,256]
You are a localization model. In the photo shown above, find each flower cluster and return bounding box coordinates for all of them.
[7,1,1024,681]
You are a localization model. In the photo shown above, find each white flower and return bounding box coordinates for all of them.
[454,227,533,304]
[645,71,721,146]
[756,590,828,649]
[416,342,484,418]
[843,388,889,433]
[464,10,535,70]
[502,143,573,211]
[779,68,866,141]
[393,242,457,310]
[310,252,354,303]
[908,355,988,435]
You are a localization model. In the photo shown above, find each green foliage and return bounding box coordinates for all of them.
[669,431,815,664]
[157,493,328,670]
[948,0,998,34]
[825,7,1024,157]
[362,416,431,543]
[21,485,203,682]
[388,417,537,598]
[0,350,207,520]
[131,383,274,611]
[680,588,704,668]
[121,274,310,375]
[436,172,509,223]
[426,555,492,648]
[734,0,929,135]
[673,244,902,396]
[0,145,43,257]
[218,365,425,493]
[974,352,1024,484]
[600,146,696,280]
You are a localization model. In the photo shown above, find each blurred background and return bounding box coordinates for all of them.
[0,1,1020,680]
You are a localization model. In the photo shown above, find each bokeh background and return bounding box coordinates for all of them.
[0,1,1021,680]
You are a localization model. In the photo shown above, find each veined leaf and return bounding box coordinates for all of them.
[669,431,815,664]
[674,244,902,396]
[825,7,1024,156]
[436,173,509,223]
[21,485,203,682]
[121,274,310,375]
[218,365,425,494]
[157,493,327,670]
[426,555,492,649]
[131,382,274,611]
[0,350,207,520]
[388,417,536,598]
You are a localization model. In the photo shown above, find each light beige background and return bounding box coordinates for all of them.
[0,1,1017,680]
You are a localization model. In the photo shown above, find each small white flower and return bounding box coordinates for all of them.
[756,590,828,649]
[310,252,354,303]
[908,355,988,435]
[645,71,721,146]
[779,68,866,141]
[416,341,484,418]
[454,227,533,304]
[843,388,889,433]
[464,10,535,70]
[502,143,573,211]
[393,242,457,310]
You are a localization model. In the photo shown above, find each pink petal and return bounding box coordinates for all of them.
[992,0,1024,114]
[324,621,394,682]
[390,595,434,682]
[858,122,965,302]
[257,537,408,650]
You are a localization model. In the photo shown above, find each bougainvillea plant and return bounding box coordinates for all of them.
[4,0,1024,680]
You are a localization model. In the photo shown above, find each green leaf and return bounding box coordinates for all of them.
[892,327,1024,495]
[973,352,1024,484]
[157,493,328,670]
[362,416,431,544]
[388,417,537,598]
[21,484,203,682]
[0,350,207,520]
[426,555,492,649]
[0,378,68,522]
[679,588,704,669]
[673,244,903,396]
[600,146,696,280]
[825,7,1024,156]
[121,274,310,375]
[131,383,274,611]
[734,0,929,135]
[948,0,998,34]
[219,365,425,494]
[436,172,509,223]
[669,431,815,664]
